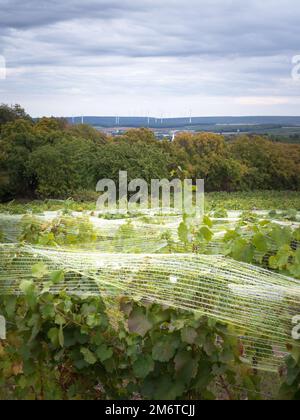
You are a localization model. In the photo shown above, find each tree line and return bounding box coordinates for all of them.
[1,104,300,201]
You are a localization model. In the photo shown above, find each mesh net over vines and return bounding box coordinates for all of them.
[1,210,300,372]
[1,244,300,372]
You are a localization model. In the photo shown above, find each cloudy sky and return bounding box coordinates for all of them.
[0,0,300,117]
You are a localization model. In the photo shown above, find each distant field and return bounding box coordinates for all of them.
[65,116,300,143]
[196,125,300,142]
[95,122,300,143]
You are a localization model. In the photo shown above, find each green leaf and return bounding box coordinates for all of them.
[194,359,213,390]
[286,366,300,386]
[31,262,49,279]
[289,263,300,278]
[197,226,213,242]
[181,327,197,345]
[230,238,254,263]
[178,221,189,243]
[80,348,97,365]
[203,215,213,228]
[128,307,153,337]
[4,297,17,317]
[50,270,65,284]
[270,226,292,248]
[219,347,235,363]
[276,245,293,268]
[253,233,268,253]
[294,228,300,242]
[55,314,66,326]
[19,280,35,295]
[18,376,28,390]
[224,230,239,242]
[295,249,300,265]
[48,327,59,347]
[152,335,180,362]
[142,376,185,400]
[174,351,198,384]
[58,323,64,348]
[133,355,155,379]
[291,346,300,363]
[269,255,279,269]
[96,344,113,363]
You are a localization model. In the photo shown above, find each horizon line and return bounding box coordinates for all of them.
[34,114,300,119]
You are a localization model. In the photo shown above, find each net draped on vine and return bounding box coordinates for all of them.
[0,210,300,372]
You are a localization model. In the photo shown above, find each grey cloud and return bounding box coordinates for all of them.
[0,0,300,116]
[0,0,140,29]
[1,0,300,59]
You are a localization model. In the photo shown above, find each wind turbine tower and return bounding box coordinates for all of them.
[160,113,164,126]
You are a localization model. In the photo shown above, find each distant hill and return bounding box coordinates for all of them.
[66,116,300,129]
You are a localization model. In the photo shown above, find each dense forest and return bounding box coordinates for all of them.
[1,104,300,201]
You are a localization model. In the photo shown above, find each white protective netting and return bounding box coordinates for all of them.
[1,243,300,371]
[1,210,300,372]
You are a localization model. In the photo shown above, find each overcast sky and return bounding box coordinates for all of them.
[0,0,300,117]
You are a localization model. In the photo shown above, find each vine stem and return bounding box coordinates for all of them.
[219,375,234,400]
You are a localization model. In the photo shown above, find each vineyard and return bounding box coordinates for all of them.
[0,193,300,400]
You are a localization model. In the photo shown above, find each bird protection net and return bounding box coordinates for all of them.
[1,242,300,372]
